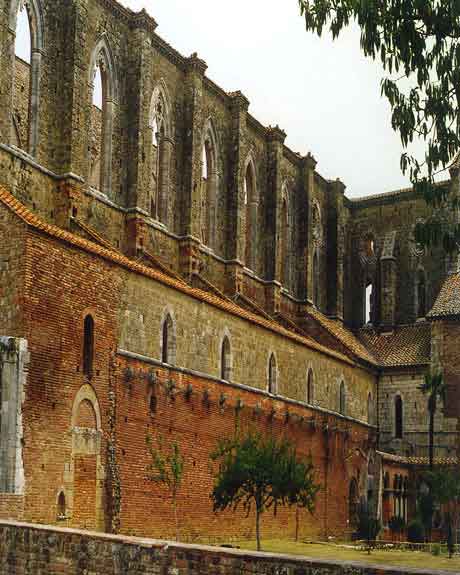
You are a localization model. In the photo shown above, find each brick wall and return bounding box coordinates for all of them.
[0,521,452,575]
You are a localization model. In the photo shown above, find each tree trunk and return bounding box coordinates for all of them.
[256,507,261,551]
[429,403,434,469]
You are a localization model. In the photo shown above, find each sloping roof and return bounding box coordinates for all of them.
[378,450,458,467]
[428,273,460,319]
[357,323,431,368]
[305,307,378,366]
[0,186,357,367]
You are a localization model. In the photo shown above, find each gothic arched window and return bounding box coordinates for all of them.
[268,353,277,394]
[244,159,258,271]
[367,392,374,425]
[395,395,403,439]
[83,315,94,378]
[221,336,231,381]
[150,84,171,225]
[11,0,43,156]
[281,184,294,292]
[339,380,346,415]
[201,121,219,250]
[161,313,176,365]
[88,36,117,196]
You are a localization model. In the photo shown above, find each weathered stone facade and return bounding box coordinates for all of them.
[0,0,458,543]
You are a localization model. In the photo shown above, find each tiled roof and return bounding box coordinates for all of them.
[378,450,458,467]
[0,186,356,368]
[428,273,460,319]
[357,323,431,368]
[305,307,378,366]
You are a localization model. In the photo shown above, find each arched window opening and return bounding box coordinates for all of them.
[57,491,66,520]
[313,251,320,308]
[395,395,403,439]
[364,234,375,258]
[417,269,426,318]
[349,478,359,530]
[281,187,294,292]
[150,87,171,225]
[268,354,277,395]
[244,161,258,270]
[307,369,314,404]
[83,315,94,378]
[89,38,116,196]
[221,336,231,382]
[12,1,41,155]
[339,381,346,415]
[367,393,374,425]
[365,282,373,325]
[161,314,175,365]
[201,124,219,250]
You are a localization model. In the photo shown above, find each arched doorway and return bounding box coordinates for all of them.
[349,478,359,531]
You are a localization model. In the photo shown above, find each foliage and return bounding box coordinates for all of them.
[419,372,446,468]
[146,435,185,541]
[356,498,381,553]
[418,489,435,538]
[407,518,425,543]
[431,543,441,556]
[298,0,460,252]
[210,431,319,550]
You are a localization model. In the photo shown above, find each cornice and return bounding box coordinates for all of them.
[203,76,229,104]
[152,34,187,71]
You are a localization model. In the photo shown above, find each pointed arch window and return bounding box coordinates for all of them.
[244,160,258,271]
[394,395,403,439]
[83,315,94,378]
[307,369,314,404]
[220,336,232,381]
[201,122,219,250]
[313,250,320,308]
[11,0,43,156]
[365,281,374,325]
[161,314,176,365]
[88,37,117,196]
[268,353,277,395]
[417,269,426,318]
[339,380,346,415]
[150,85,172,225]
[281,185,294,292]
[367,392,374,425]
[57,491,66,520]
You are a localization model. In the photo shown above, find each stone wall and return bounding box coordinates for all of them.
[0,521,454,575]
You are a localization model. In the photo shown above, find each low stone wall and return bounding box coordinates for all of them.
[0,520,454,575]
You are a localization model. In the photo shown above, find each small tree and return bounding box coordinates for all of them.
[146,435,185,541]
[210,431,319,551]
[356,499,381,553]
[426,468,460,557]
[419,372,446,470]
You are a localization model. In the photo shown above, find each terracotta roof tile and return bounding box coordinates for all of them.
[0,186,356,367]
[428,273,460,319]
[358,323,431,367]
[305,308,378,366]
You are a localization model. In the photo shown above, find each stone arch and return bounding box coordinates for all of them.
[71,385,101,431]
[88,34,118,196]
[201,118,220,250]
[281,182,295,292]
[160,308,176,365]
[9,0,44,156]
[243,154,259,271]
[267,352,277,395]
[149,81,173,225]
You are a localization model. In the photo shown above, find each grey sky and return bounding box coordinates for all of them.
[15,1,433,198]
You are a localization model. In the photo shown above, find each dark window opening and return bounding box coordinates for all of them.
[57,491,66,520]
[339,381,346,415]
[162,314,174,364]
[307,369,314,404]
[395,395,403,439]
[83,315,94,378]
[221,337,231,381]
[268,354,277,394]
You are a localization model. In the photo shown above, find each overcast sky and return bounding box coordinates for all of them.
[16,1,431,198]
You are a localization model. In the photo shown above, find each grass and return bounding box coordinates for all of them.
[232,539,460,572]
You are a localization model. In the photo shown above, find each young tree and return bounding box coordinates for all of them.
[298,0,460,253]
[146,435,185,541]
[419,372,446,469]
[210,431,319,551]
[425,468,460,557]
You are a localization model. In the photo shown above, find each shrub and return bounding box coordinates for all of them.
[431,543,441,556]
[388,515,406,535]
[407,519,425,543]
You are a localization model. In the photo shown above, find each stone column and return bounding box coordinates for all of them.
[159,136,174,225]
[225,91,249,295]
[327,179,346,320]
[265,126,286,314]
[299,153,317,304]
